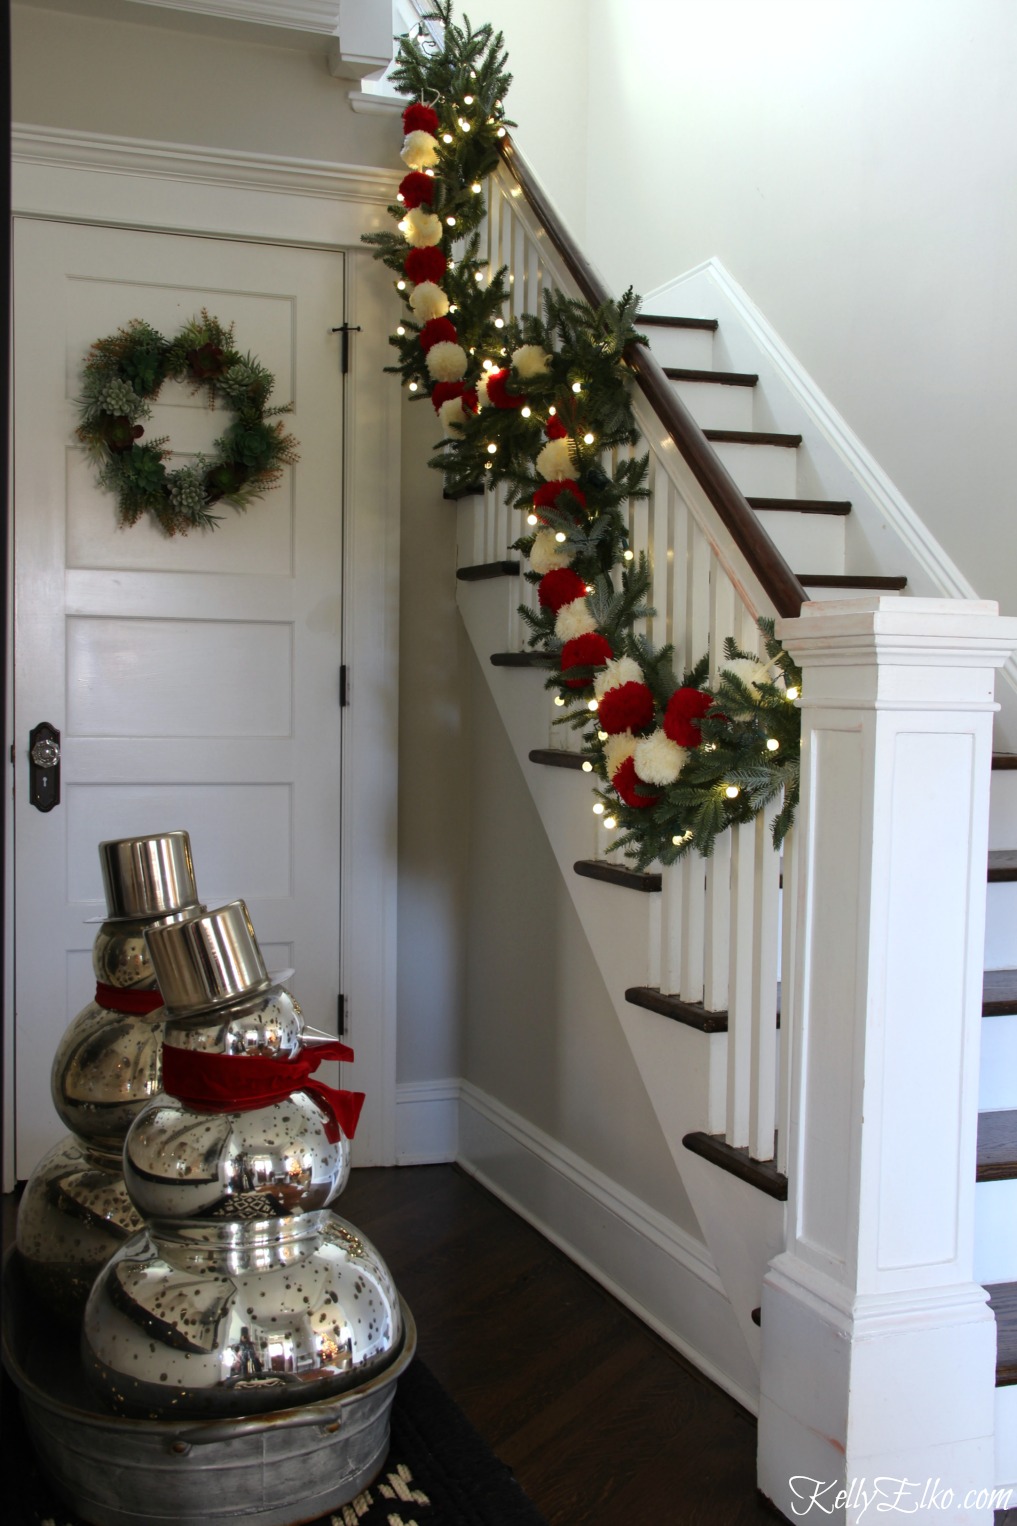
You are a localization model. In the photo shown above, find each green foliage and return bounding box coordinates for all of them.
[76,312,298,536]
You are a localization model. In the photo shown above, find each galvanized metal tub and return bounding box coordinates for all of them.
[2,1251,416,1526]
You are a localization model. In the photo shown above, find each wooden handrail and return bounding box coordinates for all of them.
[499,137,807,619]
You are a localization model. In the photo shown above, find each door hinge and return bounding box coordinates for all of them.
[337,992,347,1037]
[330,323,362,375]
[339,664,349,707]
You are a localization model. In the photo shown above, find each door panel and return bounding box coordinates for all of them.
[13,219,346,1175]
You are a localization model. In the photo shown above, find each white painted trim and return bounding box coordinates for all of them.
[395,1079,460,1164]
[645,257,1017,724]
[348,89,404,115]
[127,0,343,32]
[12,125,397,206]
[457,1080,760,1415]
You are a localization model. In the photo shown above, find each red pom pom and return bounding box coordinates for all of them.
[560,632,613,691]
[405,247,447,284]
[461,388,478,414]
[545,417,569,440]
[403,103,439,136]
[532,479,587,521]
[612,755,660,810]
[431,381,464,413]
[399,171,436,210]
[484,367,526,410]
[663,687,713,748]
[538,568,587,613]
[598,682,655,736]
[418,317,458,353]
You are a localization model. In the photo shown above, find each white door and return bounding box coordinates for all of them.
[13,218,348,1176]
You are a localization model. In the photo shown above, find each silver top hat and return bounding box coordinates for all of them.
[144,900,272,1017]
[99,832,199,922]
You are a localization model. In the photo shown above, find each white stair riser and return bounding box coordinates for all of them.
[709,439,797,498]
[974,1177,1017,1284]
[985,882,1017,970]
[670,378,754,433]
[993,1386,1017,1497]
[800,581,903,601]
[753,510,845,577]
[642,324,715,370]
[979,1013,1017,1111]
[990,770,1017,850]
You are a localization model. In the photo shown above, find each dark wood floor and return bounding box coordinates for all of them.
[339,1164,781,1525]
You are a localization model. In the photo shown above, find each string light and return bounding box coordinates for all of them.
[475,271,485,283]
[587,699,599,712]
[520,406,532,418]
[446,215,457,227]
[442,132,453,144]
[604,815,617,830]
[597,730,608,742]
[593,803,605,816]
[449,304,458,314]
[463,94,474,105]
[554,695,566,707]
[486,442,497,454]
[582,761,594,773]
[482,358,495,371]
[548,405,556,416]
[555,531,567,543]
[766,738,780,752]
[458,119,471,132]
[471,182,483,194]
[583,432,595,445]
[571,382,582,394]
[526,513,538,526]
[408,381,418,392]
[494,318,505,329]
[396,193,405,203]
[396,279,406,291]
[484,461,493,470]
[623,549,634,561]
[785,686,799,701]
[425,168,436,177]
[396,326,406,336]
[725,785,740,799]
[497,127,507,137]
[397,220,409,233]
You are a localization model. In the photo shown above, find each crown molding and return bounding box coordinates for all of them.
[12,123,398,205]
[127,0,342,32]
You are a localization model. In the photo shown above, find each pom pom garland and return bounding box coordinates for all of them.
[633,730,688,787]
[560,632,613,690]
[722,658,770,696]
[663,687,714,748]
[405,247,447,284]
[554,596,598,642]
[535,437,576,481]
[409,281,451,322]
[402,206,443,246]
[538,568,588,613]
[401,131,440,171]
[418,317,459,353]
[594,656,644,701]
[603,732,636,781]
[597,681,655,737]
[438,395,472,434]
[398,171,436,210]
[611,754,660,810]
[430,380,466,413]
[511,344,551,379]
[544,417,569,440]
[483,367,526,410]
[403,102,439,136]
[529,528,575,574]
[425,341,468,383]
[532,479,586,520]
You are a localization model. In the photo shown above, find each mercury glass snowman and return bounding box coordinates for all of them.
[16,830,202,1321]
[82,900,403,1420]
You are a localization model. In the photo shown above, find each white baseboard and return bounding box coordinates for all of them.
[457,1079,761,1414]
[395,1079,461,1165]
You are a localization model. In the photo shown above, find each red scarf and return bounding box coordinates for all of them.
[95,982,164,1016]
[160,1039,365,1141]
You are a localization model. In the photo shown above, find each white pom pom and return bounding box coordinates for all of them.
[604,732,636,780]
[633,730,688,787]
[535,437,574,481]
[554,597,597,642]
[401,130,439,170]
[529,528,574,575]
[511,344,551,379]
[403,207,443,247]
[426,341,468,382]
[409,281,450,322]
[476,371,493,409]
[594,656,644,701]
[438,396,469,435]
[721,657,769,697]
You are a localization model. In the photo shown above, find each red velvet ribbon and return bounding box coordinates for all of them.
[95,981,165,1016]
[160,1040,365,1142]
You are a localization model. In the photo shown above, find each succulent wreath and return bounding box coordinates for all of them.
[76,311,299,536]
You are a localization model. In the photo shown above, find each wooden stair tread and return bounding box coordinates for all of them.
[490,651,557,669]
[443,482,485,500]
[529,749,594,772]
[682,1132,788,1201]
[984,969,1017,1014]
[747,496,852,517]
[663,367,757,388]
[639,314,718,331]
[573,859,662,893]
[457,560,520,581]
[989,851,1017,882]
[977,1111,1017,1181]
[626,986,728,1034]
[703,428,802,448]
[797,573,908,591]
[985,1282,1017,1385]
[993,754,1017,770]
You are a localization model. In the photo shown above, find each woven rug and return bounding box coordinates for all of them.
[3,1360,548,1526]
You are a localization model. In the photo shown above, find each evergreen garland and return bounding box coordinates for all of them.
[76,311,299,536]
[364,4,802,866]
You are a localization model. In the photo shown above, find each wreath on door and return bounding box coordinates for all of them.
[76,311,299,536]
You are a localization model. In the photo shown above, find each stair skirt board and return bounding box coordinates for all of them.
[394,1078,758,1410]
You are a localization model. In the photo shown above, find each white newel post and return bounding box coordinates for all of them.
[758,598,1017,1525]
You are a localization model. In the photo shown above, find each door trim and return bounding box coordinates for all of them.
[6,132,401,1181]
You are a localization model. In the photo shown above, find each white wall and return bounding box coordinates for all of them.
[475,0,1017,627]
